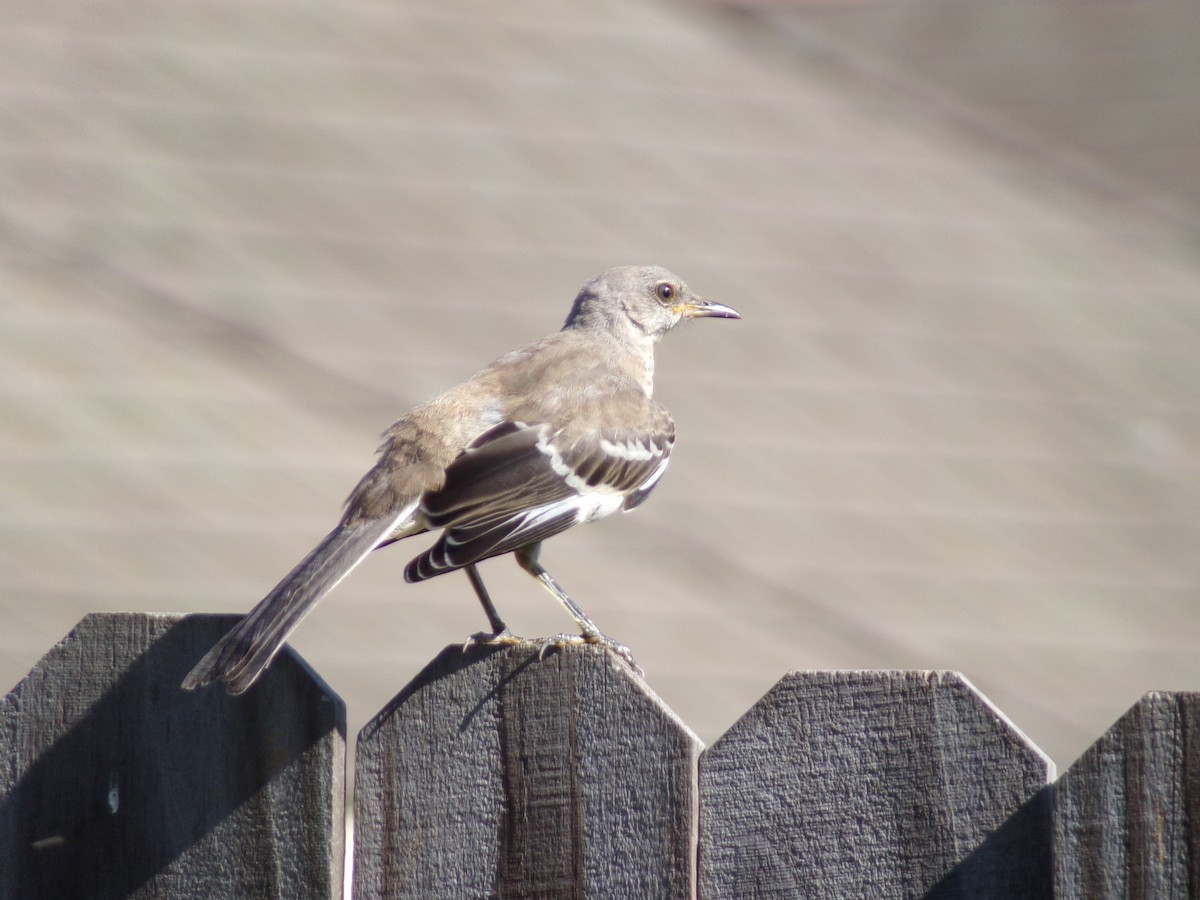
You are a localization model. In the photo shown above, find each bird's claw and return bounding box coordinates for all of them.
[535,633,587,660]
[536,631,643,677]
[461,628,526,652]
[601,639,644,678]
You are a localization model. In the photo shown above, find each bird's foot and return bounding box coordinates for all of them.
[537,631,643,678]
[464,629,643,677]
[534,633,587,659]
[461,628,528,652]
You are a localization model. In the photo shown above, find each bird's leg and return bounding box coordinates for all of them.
[513,544,642,675]
[515,546,602,637]
[462,563,521,647]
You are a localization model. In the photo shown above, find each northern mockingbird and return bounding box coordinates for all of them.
[183,265,739,693]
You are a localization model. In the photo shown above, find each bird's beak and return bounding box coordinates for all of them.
[675,297,741,320]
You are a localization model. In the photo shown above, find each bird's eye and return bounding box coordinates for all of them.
[655,283,675,303]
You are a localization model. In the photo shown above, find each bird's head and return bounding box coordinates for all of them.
[565,265,740,341]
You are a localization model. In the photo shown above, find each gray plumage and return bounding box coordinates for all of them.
[183,265,739,693]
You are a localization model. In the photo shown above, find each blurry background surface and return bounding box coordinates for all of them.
[3,0,1199,772]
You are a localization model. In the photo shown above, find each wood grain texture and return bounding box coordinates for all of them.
[698,670,1053,899]
[0,613,346,900]
[353,642,701,899]
[1054,691,1200,899]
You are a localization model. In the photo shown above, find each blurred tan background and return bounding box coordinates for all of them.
[3,0,1199,773]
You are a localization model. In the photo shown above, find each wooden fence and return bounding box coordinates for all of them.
[1,613,1195,898]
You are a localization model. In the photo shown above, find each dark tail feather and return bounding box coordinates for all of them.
[182,517,397,693]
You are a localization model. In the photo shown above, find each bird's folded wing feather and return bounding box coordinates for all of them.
[406,413,674,579]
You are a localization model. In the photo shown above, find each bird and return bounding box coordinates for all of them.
[182,265,739,693]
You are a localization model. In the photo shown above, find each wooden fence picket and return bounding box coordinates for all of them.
[1054,691,1200,899]
[698,670,1054,899]
[353,643,700,899]
[0,613,345,900]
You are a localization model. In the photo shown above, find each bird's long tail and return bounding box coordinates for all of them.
[182,511,407,694]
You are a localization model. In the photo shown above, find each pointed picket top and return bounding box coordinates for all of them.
[354,642,701,900]
[0,613,345,900]
[1054,690,1200,898]
[699,669,1053,899]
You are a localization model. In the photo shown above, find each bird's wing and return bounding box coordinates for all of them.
[405,412,674,581]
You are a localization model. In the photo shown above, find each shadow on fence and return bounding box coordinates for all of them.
[0,615,344,899]
[1,613,1194,898]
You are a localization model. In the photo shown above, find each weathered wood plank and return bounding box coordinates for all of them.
[0,613,346,900]
[354,642,701,899]
[1054,691,1200,898]
[698,670,1053,899]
